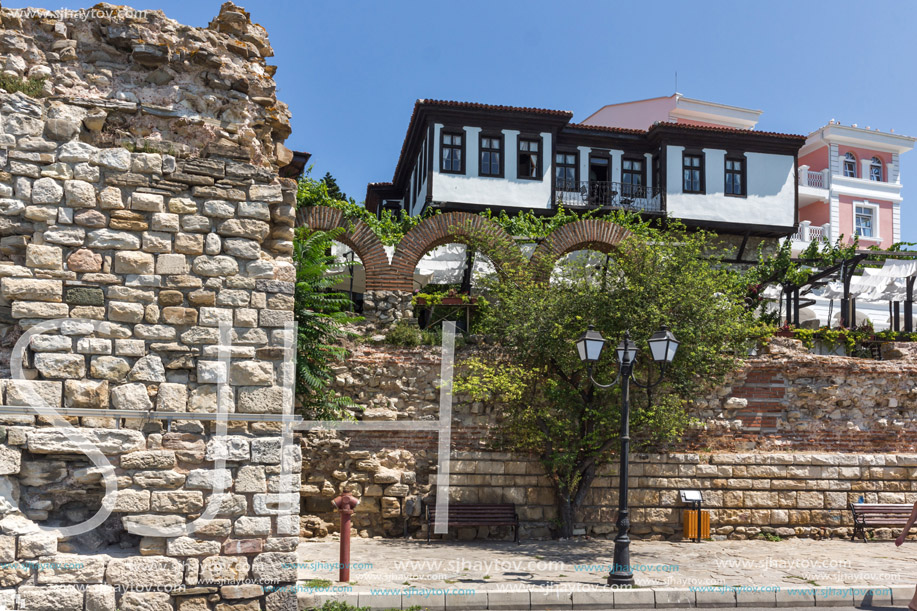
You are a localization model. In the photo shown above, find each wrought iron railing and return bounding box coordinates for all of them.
[555,181,664,213]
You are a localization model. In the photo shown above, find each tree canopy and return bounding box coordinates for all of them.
[456,219,765,537]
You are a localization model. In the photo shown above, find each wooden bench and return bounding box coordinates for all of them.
[425,502,519,543]
[849,502,915,541]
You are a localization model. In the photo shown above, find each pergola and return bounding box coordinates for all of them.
[773,250,917,332]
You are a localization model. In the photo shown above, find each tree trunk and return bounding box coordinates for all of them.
[557,495,575,539]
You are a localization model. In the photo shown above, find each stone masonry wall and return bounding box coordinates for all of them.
[0,3,301,611]
[300,341,917,541]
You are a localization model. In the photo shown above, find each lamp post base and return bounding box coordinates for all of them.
[606,535,634,587]
[607,571,635,587]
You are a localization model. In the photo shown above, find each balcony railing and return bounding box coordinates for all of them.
[790,221,831,244]
[555,181,664,213]
[798,166,829,189]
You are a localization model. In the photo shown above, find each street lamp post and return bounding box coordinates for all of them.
[575,325,679,587]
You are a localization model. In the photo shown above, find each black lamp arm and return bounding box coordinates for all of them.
[629,360,669,389]
[586,364,621,389]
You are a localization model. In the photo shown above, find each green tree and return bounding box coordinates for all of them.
[293,226,362,419]
[456,220,763,538]
[320,171,349,203]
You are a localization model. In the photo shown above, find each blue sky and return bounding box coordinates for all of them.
[10,0,917,240]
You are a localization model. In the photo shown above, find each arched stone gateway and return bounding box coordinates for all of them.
[390,212,526,291]
[296,206,392,290]
[297,208,634,297]
[529,219,632,280]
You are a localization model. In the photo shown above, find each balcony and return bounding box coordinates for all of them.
[789,221,831,252]
[799,168,828,189]
[555,181,664,213]
[798,165,830,207]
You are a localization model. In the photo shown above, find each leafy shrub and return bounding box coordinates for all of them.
[385,321,423,347]
[294,227,362,419]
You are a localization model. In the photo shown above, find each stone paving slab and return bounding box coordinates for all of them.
[297,538,917,609]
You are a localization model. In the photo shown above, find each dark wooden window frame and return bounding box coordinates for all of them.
[479,132,504,178]
[652,153,661,191]
[555,149,578,191]
[440,129,465,175]
[588,152,611,181]
[682,149,705,194]
[724,153,747,197]
[621,155,646,187]
[517,134,543,181]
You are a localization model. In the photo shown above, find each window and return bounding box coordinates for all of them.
[518,138,540,179]
[441,131,464,174]
[653,154,660,190]
[843,152,857,178]
[870,157,883,182]
[725,158,745,196]
[683,153,703,193]
[855,204,875,238]
[622,158,644,197]
[555,152,577,191]
[479,134,502,177]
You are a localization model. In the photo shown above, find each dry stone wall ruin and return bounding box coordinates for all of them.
[300,340,917,542]
[0,3,301,610]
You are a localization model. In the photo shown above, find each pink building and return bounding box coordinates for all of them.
[795,122,915,250]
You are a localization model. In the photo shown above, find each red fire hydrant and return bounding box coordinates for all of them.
[331,494,360,582]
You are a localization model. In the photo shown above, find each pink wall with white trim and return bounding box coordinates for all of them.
[800,201,831,228]
[581,96,676,130]
[838,195,894,249]
[799,146,829,172]
[837,146,891,179]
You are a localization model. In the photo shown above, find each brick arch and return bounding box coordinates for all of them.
[389,212,525,292]
[296,207,392,290]
[530,219,632,279]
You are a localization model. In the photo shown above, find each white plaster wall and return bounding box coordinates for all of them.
[431,123,554,210]
[665,145,795,227]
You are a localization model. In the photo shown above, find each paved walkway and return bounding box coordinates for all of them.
[295,537,917,609]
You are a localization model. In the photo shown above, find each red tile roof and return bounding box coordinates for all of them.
[649,121,806,141]
[417,99,573,118]
[387,99,574,188]
[566,122,646,136]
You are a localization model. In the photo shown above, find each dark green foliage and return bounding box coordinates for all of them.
[297,172,437,246]
[294,227,362,419]
[384,321,423,346]
[321,172,349,202]
[0,75,45,97]
[456,220,763,537]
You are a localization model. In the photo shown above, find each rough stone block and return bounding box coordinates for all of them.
[28,427,145,454]
[63,379,109,409]
[200,555,250,583]
[110,382,154,411]
[34,353,86,378]
[152,491,204,513]
[115,251,155,274]
[18,585,84,610]
[106,556,183,588]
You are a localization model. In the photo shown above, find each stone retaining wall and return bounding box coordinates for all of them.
[302,341,917,541]
[0,3,301,610]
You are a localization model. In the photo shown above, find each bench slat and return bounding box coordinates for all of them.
[426,503,519,543]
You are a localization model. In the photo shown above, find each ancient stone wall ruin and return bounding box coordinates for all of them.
[299,340,917,542]
[0,3,301,610]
